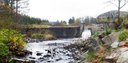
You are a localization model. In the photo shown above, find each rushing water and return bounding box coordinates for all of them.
[24,29,91,63]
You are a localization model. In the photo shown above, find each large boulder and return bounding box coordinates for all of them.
[117,51,128,63]
[106,47,128,63]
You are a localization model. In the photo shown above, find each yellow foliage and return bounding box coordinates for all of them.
[100,18,108,22]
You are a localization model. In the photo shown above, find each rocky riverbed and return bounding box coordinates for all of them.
[11,29,92,63]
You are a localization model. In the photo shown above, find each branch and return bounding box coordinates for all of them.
[107,1,118,8]
[120,0,128,9]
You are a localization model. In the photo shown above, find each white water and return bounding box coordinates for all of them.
[81,29,91,40]
[23,29,91,63]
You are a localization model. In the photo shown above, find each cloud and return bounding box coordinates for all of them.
[28,0,128,22]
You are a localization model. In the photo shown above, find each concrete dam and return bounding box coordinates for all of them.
[21,26,81,38]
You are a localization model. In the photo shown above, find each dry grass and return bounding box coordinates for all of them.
[44,34,54,39]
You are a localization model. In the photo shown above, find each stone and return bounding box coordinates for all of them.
[117,51,128,63]
[15,51,25,57]
[29,57,36,59]
[43,55,51,57]
[106,48,128,63]
[111,42,119,49]
[55,58,62,61]
[36,52,43,56]
[118,41,126,47]
[22,49,32,55]
[11,58,35,63]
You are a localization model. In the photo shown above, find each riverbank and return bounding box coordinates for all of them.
[68,30,128,63]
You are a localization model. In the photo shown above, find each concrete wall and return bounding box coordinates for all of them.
[20,26,80,38]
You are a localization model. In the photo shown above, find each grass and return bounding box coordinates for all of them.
[92,31,100,38]
[31,33,45,39]
[118,30,128,41]
[85,52,97,62]
[31,24,51,28]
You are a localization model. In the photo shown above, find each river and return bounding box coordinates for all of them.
[24,29,91,63]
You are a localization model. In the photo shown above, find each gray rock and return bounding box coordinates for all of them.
[118,41,126,47]
[36,52,43,56]
[111,42,119,48]
[29,57,36,59]
[117,51,128,63]
[56,58,62,61]
[106,48,128,63]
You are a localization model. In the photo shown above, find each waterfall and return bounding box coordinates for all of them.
[81,29,91,40]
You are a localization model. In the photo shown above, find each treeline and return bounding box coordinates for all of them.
[19,15,50,25]
[68,16,96,26]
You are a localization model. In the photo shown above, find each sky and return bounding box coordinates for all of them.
[28,0,128,22]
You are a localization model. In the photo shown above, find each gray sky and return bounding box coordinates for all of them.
[28,0,128,22]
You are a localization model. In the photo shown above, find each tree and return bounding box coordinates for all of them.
[68,17,75,24]
[107,0,128,24]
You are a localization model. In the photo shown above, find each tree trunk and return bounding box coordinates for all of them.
[16,0,18,22]
[118,0,120,24]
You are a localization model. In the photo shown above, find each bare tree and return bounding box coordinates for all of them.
[107,0,128,24]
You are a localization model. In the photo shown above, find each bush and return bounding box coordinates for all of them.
[92,31,100,38]
[118,30,128,41]
[31,33,45,39]
[85,52,97,62]
[124,20,128,29]
[114,16,125,29]
[44,34,54,39]
[104,28,112,35]
[0,42,9,59]
[0,28,26,60]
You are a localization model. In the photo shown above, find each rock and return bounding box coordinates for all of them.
[29,39,37,42]
[15,51,25,57]
[117,51,128,63]
[29,57,36,59]
[36,52,43,56]
[118,41,126,47]
[47,60,53,62]
[43,55,51,57]
[11,58,34,63]
[38,57,44,59]
[106,48,128,63]
[56,58,62,61]
[126,38,128,41]
[22,50,32,55]
[111,42,119,49]
[23,39,29,43]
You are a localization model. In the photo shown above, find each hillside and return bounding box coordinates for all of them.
[98,10,128,18]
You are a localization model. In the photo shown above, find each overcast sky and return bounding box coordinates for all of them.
[28,0,128,22]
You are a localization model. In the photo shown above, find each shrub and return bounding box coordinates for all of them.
[31,33,45,39]
[124,20,128,29]
[0,29,26,51]
[0,42,9,59]
[114,15,125,29]
[85,52,97,62]
[104,28,112,35]
[44,34,53,39]
[92,31,100,38]
[118,30,128,41]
